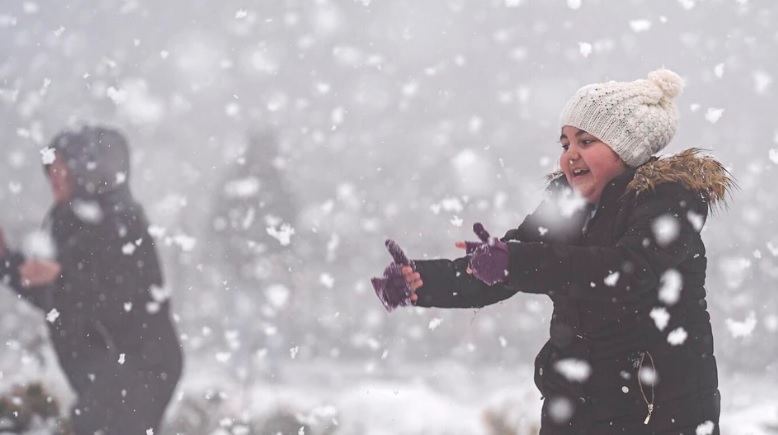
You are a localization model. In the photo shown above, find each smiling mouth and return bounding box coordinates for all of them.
[572,168,590,178]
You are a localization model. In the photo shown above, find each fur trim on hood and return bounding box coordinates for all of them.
[546,148,735,212]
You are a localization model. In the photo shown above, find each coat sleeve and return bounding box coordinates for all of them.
[412,256,519,309]
[507,184,705,301]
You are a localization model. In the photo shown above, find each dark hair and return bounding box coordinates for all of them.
[45,125,131,198]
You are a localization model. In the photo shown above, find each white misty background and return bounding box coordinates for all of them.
[0,0,776,434]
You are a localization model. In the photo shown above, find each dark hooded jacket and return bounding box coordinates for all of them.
[1,126,183,435]
[413,150,732,434]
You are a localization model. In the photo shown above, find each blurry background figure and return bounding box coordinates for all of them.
[204,129,301,381]
[0,125,183,435]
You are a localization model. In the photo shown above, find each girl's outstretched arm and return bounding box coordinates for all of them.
[412,248,519,309]
[507,184,705,301]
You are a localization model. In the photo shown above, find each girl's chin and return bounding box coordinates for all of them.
[570,184,597,202]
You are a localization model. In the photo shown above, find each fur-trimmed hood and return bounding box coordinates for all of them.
[547,148,735,211]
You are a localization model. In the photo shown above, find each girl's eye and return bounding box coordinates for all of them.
[561,143,569,151]
[580,139,595,146]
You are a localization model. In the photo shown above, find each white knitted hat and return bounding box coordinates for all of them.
[559,69,685,167]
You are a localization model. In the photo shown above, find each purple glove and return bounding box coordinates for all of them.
[371,239,414,312]
[467,223,510,286]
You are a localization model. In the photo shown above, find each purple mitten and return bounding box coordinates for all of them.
[468,223,510,286]
[370,239,414,312]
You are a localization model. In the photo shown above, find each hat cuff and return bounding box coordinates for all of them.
[560,100,652,167]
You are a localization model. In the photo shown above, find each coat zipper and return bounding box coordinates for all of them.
[638,351,656,424]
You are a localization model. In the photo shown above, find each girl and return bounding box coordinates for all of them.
[0,126,183,435]
[372,69,730,434]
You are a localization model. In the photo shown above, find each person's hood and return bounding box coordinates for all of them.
[547,148,735,212]
[45,125,131,200]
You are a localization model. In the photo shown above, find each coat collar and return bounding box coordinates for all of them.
[546,148,734,212]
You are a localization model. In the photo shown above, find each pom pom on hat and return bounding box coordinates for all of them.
[647,68,685,100]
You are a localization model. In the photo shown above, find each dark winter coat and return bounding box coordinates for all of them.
[413,149,732,434]
[1,126,183,435]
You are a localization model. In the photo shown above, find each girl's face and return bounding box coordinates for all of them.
[47,156,74,204]
[559,125,628,204]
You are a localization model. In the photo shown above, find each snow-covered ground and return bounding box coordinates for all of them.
[2,348,777,434]
[166,359,778,435]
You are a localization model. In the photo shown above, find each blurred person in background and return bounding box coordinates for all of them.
[0,125,183,435]
[372,69,730,434]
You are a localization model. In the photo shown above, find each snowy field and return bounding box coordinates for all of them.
[167,361,778,435]
[2,353,777,434]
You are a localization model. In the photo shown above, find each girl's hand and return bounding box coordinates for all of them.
[371,240,419,311]
[401,265,423,302]
[19,259,62,288]
[454,241,476,274]
[458,223,510,285]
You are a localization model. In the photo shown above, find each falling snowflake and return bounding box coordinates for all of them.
[687,211,704,232]
[430,197,464,214]
[557,188,587,217]
[429,318,443,330]
[267,223,295,246]
[22,230,56,260]
[603,271,620,287]
[650,307,670,331]
[767,241,778,257]
[122,242,136,255]
[667,327,688,346]
[118,353,125,365]
[548,397,574,424]
[639,366,658,386]
[704,107,724,124]
[290,346,299,359]
[726,311,757,338]
[768,149,778,165]
[652,215,680,247]
[72,200,104,224]
[46,309,59,323]
[658,269,683,306]
[40,147,56,164]
[266,284,290,309]
[629,19,652,32]
[106,86,128,104]
[319,273,335,289]
[554,358,591,382]
[578,42,592,57]
[713,63,725,78]
[753,70,772,95]
[696,421,715,435]
[678,0,696,10]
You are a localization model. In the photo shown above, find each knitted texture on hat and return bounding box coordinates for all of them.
[559,69,684,167]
